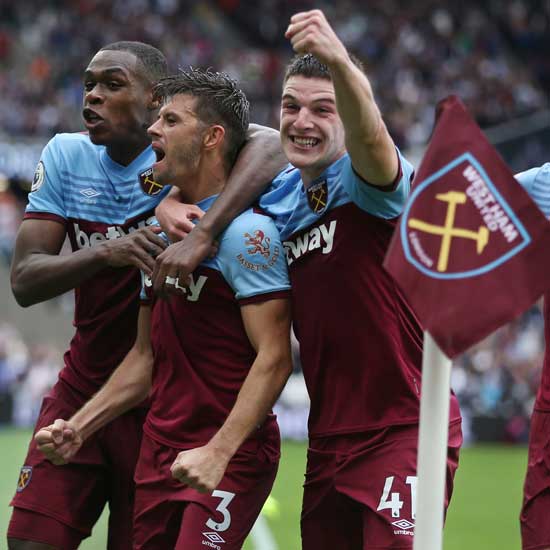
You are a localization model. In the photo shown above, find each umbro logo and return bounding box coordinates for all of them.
[203,532,225,543]
[80,188,102,198]
[392,518,415,536]
[392,519,415,530]
[202,531,225,548]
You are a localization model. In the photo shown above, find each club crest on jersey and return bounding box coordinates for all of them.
[237,229,280,271]
[245,230,271,259]
[306,179,328,214]
[401,153,529,279]
[16,466,32,492]
[31,161,45,192]
[139,167,164,196]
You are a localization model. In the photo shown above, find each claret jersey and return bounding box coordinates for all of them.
[516,163,550,411]
[24,133,170,397]
[141,196,291,448]
[260,151,462,438]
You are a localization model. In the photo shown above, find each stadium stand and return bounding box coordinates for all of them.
[0,0,549,442]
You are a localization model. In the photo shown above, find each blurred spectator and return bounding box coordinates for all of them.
[0,175,25,266]
[0,323,60,427]
[0,0,547,150]
[0,0,549,440]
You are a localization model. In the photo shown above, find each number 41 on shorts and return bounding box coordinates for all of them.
[377,476,417,519]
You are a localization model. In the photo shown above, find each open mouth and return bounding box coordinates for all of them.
[152,143,166,163]
[82,108,104,127]
[291,136,320,148]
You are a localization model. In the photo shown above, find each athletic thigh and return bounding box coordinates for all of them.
[8,384,108,545]
[134,432,279,550]
[302,422,462,550]
[9,382,144,550]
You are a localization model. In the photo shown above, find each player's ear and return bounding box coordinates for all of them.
[202,125,225,151]
[147,89,161,111]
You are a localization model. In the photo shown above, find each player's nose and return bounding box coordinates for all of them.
[85,86,104,105]
[147,118,162,138]
[293,108,314,130]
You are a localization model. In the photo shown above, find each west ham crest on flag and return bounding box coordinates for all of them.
[17,466,32,492]
[306,179,328,214]
[400,153,529,280]
[384,96,550,357]
[139,167,164,196]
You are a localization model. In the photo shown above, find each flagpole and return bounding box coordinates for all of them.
[413,331,452,550]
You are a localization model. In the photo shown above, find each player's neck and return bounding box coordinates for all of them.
[177,159,227,205]
[300,167,324,188]
[106,136,150,167]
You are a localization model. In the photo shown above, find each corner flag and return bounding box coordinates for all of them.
[384,95,550,358]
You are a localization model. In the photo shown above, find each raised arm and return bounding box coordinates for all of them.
[152,124,286,294]
[11,219,166,307]
[35,306,154,464]
[170,297,293,493]
[286,9,398,186]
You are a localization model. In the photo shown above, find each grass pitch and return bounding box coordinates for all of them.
[0,430,526,549]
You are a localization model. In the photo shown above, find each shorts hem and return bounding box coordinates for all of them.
[9,503,89,536]
[7,528,76,548]
[522,543,550,550]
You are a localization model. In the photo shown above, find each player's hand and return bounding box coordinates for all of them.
[151,225,218,297]
[100,226,167,275]
[170,445,230,494]
[155,198,204,242]
[34,418,83,465]
[285,10,348,67]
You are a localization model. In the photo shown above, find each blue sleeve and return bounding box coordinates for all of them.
[515,164,550,217]
[340,149,415,219]
[26,136,67,219]
[217,213,290,301]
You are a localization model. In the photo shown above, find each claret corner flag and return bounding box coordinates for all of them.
[384,95,550,359]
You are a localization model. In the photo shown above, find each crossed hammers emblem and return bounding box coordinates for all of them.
[408,191,489,272]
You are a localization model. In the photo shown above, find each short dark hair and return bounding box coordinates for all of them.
[283,53,365,83]
[99,41,168,83]
[153,68,250,169]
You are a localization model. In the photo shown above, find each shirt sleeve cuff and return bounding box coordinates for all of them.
[238,289,291,306]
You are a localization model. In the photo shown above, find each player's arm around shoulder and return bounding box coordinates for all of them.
[170,213,293,493]
[152,124,286,293]
[35,306,154,464]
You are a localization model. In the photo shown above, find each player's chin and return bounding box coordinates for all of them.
[152,166,168,186]
[87,127,111,145]
[285,149,319,170]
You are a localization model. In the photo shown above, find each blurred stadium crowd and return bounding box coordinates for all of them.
[0,0,549,442]
[1,0,548,148]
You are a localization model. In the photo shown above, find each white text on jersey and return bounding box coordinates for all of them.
[144,273,207,302]
[73,217,156,249]
[284,220,337,265]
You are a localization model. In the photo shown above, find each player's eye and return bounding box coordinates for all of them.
[282,103,299,112]
[107,81,123,90]
[84,81,95,92]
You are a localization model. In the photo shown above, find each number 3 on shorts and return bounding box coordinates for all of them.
[206,490,236,532]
